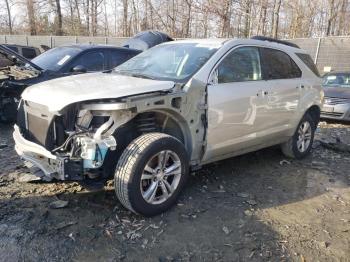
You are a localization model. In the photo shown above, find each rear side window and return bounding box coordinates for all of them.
[261,48,301,79]
[296,53,320,77]
[22,48,37,59]
[110,51,131,68]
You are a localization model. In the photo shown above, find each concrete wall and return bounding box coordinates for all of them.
[1,35,349,74]
[0,35,129,49]
[289,36,350,74]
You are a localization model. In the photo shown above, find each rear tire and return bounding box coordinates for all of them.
[281,113,315,159]
[114,133,189,216]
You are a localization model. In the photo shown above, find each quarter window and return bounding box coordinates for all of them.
[296,53,320,77]
[261,48,301,79]
[217,47,262,83]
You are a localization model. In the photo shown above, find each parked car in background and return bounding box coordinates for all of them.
[0,44,41,67]
[14,37,323,216]
[0,44,141,122]
[321,72,350,121]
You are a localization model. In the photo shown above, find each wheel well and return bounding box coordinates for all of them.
[306,105,321,126]
[113,110,192,154]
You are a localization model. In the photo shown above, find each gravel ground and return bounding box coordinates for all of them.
[0,121,349,262]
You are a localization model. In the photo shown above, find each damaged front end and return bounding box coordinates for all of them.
[14,100,134,182]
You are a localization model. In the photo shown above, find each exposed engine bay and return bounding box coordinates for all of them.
[0,65,39,81]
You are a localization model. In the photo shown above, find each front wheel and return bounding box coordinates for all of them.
[114,133,189,216]
[281,113,316,159]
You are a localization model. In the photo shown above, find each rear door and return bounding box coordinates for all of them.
[259,47,302,132]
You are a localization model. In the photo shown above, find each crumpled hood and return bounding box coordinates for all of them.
[22,72,175,112]
[323,87,350,99]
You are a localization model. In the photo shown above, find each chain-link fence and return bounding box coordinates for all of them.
[0,35,349,74]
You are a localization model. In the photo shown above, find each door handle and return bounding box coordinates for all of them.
[296,84,305,89]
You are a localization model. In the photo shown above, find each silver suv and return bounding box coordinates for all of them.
[14,38,323,216]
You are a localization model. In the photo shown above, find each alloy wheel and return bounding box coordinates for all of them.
[140,150,182,205]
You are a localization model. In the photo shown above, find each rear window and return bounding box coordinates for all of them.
[22,48,37,59]
[261,48,302,79]
[296,53,320,77]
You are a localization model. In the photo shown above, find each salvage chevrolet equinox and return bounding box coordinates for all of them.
[14,37,323,216]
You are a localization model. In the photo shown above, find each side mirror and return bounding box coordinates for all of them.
[71,65,87,73]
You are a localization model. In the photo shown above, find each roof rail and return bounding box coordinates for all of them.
[251,36,300,49]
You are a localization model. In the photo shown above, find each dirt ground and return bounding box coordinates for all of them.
[0,122,349,262]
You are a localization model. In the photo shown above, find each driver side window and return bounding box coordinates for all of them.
[217,47,262,84]
[72,51,105,72]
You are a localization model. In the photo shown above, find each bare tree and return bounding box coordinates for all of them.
[1,0,350,38]
[271,0,281,38]
[55,0,63,35]
[4,0,12,34]
[26,0,37,35]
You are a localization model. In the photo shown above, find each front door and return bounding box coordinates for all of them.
[203,46,270,161]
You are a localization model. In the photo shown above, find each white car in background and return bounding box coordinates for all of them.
[14,36,323,216]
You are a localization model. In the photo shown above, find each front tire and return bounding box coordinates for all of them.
[114,133,189,216]
[281,113,316,159]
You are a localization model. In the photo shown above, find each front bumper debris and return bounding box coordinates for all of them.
[13,125,83,181]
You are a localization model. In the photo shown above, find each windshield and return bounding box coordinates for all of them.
[114,43,220,81]
[323,73,350,88]
[31,47,81,71]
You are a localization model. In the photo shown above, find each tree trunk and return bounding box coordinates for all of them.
[220,0,231,37]
[184,0,192,37]
[5,0,12,34]
[85,0,90,35]
[74,0,82,35]
[244,0,251,38]
[122,0,128,36]
[104,0,108,36]
[326,0,335,36]
[337,0,347,35]
[272,0,281,38]
[26,0,36,35]
[55,0,63,35]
